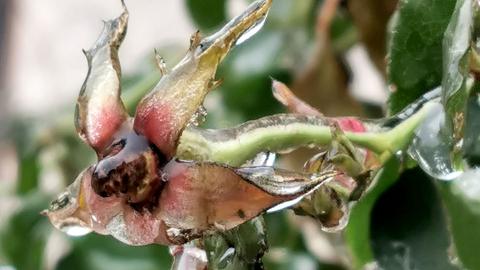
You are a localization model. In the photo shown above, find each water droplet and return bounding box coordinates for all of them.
[235,15,267,46]
[407,103,463,181]
[61,225,92,237]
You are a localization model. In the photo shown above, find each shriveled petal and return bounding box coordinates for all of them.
[133,0,272,157]
[75,6,129,154]
[158,160,336,243]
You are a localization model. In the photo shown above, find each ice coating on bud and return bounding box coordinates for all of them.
[75,5,129,154]
[45,158,337,246]
[293,152,355,232]
[158,160,336,241]
[408,103,463,181]
[133,0,273,157]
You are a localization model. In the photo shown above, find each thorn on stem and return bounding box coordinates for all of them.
[154,49,168,76]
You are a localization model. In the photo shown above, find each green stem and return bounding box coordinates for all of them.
[177,103,435,167]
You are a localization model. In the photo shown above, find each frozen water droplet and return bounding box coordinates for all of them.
[62,225,92,237]
[188,105,207,127]
[407,103,463,181]
[235,15,267,46]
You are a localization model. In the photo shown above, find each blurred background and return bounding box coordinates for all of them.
[0,0,399,269]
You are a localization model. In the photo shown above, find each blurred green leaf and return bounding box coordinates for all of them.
[16,153,40,195]
[370,168,455,270]
[263,213,346,270]
[219,30,289,120]
[388,0,457,114]
[56,234,171,270]
[344,158,400,269]
[264,212,303,251]
[9,121,41,194]
[439,169,480,270]
[0,193,50,270]
[265,251,342,270]
[185,0,226,32]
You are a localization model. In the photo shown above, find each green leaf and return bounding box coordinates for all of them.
[185,0,227,32]
[370,168,455,270]
[439,169,480,270]
[9,121,41,195]
[219,30,289,120]
[56,234,171,270]
[0,193,51,270]
[388,0,457,114]
[344,158,401,268]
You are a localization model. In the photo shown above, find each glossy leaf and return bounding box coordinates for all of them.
[388,0,457,113]
[439,169,480,270]
[442,0,472,121]
[370,168,455,270]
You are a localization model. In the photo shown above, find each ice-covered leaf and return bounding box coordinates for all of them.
[442,0,472,127]
[388,0,457,114]
[370,168,455,270]
[439,169,480,269]
[407,103,462,180]
[185,0,227,32]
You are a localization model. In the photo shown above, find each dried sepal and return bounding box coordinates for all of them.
[133,0,272,157]
[272,79,323,116]
[75,5,129,154]
[44,159,336,246]
[158,160,336,243]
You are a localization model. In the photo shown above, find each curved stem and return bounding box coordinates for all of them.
[177,103,435,167]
